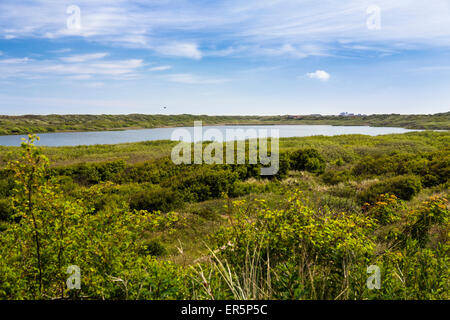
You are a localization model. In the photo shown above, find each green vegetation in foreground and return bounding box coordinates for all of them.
[0,112,449,135]
[1,131,448,167]
[0,131,448,299]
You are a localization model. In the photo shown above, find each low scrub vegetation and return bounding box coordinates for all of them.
[0,112,449,135]
[0,132,448,299]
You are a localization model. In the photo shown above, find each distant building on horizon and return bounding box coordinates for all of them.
[339,112,366,117]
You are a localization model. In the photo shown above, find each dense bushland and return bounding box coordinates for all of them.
[0,133,448,300]
[0,112,449,135]
[198,192,448,299]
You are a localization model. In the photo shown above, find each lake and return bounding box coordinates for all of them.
[0,125,421,147]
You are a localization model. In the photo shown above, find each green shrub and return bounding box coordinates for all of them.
[321,170,350,185]
[290,148,325,173]
[316,194,360,213]
[359,175,422,203]
[384,175,422,200]
[55,160,127,185]
[405,196,449,247]
[422,153,450,187]
[274,152,290,179]
[130,187,183,212]
[123,157,180,184]
[334,157,345,166]
[371,240,449,299]
[168,166,239,202]
[192,206,216,219]
[140,239,168,257]
[209,191,377,299]
[0,173,15,197]
[364,194,405,225]
[352,150,449,189]
[0,198,13,221]
[228,164,260,180]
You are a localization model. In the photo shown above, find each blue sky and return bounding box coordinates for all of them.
[0,0,449,115]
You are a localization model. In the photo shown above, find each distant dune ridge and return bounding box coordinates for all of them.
[0,112,448,135]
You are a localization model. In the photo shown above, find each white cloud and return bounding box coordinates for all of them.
[0,0,450,59]
[205,46,248,57]
[84,82,105,88]
[149,65,172,72]
[61,53,108,63]
[67,74,92,80]
[0,57,30,64]
[49,48,72,54]
[306,70,331,81]
[47,59,145,77]
[411,66,450,72]
[164,73,228,84]
[0,56,145,80]
[155,43,202,60]
[263,44,330,59]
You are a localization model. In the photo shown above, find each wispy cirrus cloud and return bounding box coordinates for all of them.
[60,52,108,63]
[262,44,330,58]
[49,48,73,54]
[164,73,229,85]
[154,43,202,60]
[0,54,145,80]
[46,59,145,77]
[83,81,105,88]
[411,66,450,72]
[67,74,92,80]
[0,57,30,64]
[1,0,450,60]
[149,65,172,72]
[1,1,450,116]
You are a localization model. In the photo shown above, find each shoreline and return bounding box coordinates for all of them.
[0,121,447,137]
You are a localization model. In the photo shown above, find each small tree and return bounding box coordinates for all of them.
[3,135,86,298]
[290,148,325,173]
[0,135,185,299]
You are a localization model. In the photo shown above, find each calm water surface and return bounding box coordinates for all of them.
[0,125,421,147]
